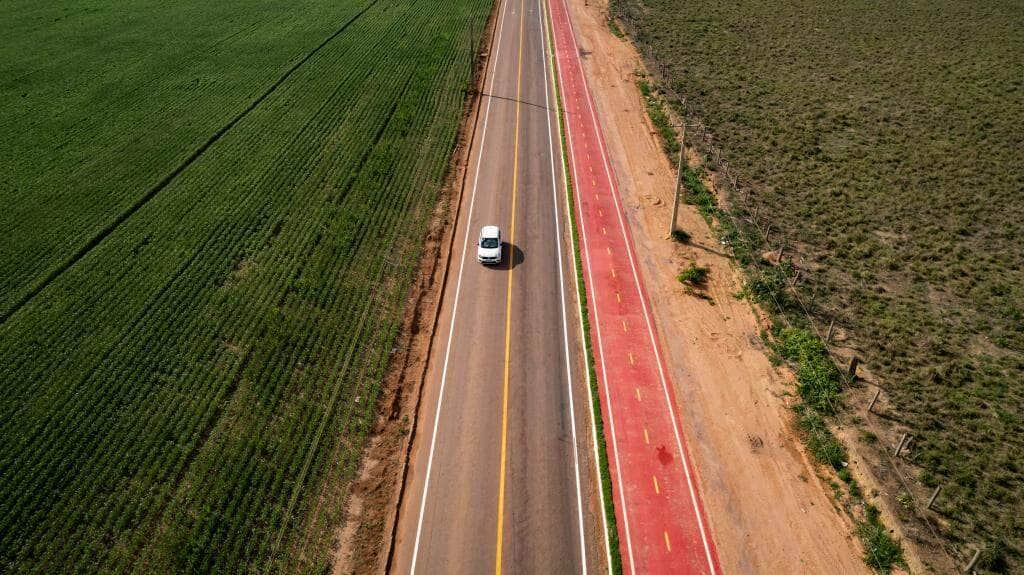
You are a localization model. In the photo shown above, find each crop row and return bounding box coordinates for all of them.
[0,0,375,317]
[0,0,490,572]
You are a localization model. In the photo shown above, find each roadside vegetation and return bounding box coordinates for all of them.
[547,13,623,574]
[0,0,491,572]
[616,0,1022,571]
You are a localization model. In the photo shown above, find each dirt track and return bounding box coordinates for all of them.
[565,0,871,572]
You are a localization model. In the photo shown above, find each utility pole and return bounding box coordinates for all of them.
[670,123,686,236]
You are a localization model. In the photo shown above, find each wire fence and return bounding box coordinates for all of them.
[607,1,975,569]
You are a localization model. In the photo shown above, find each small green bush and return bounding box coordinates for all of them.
[776,327,843,414]
[798,410,846,469]
[857,519,905,574]
[677,263,709,286]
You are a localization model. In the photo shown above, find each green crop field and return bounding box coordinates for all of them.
[0,0,490,572]
[614,0,1022,571]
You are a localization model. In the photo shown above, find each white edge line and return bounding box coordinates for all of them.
[542,0,613,571]
[409,0,510,570]
[538,0,589,572]
[548,0,637,573]
[559,6,717,572]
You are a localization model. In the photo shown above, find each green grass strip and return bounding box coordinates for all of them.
[544,3,623,573]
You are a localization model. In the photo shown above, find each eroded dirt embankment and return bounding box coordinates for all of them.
[565,0,870,571]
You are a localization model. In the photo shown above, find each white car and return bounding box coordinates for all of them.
[477,225,502,265]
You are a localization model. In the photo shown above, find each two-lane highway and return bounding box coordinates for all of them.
[392,0,607,571]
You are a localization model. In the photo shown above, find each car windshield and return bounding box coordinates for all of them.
[480,237,500,249]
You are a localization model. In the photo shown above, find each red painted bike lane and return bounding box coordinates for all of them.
[546,0,720,572]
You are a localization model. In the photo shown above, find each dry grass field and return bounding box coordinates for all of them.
[613,0,1022,571]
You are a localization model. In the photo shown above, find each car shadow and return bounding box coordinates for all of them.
[490,242,524,271]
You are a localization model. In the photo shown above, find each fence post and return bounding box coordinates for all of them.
[867,388,881,413]
[826,320,836,344]
[894,433,908,457]
[848,356,859,379]
[670,123,686,236]
[896,435,913,457]
[963,548,981,574]
[926,485,942,510]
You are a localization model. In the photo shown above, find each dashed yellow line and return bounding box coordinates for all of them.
[606,246,612,255]
[610,268,616,278]
[615,291,621,302]
[643,427,650,444]
[653,475,660,494]
[621,320,629,333]
[664,530,672,552]
[628,352,635,365]
[635,387,642,401]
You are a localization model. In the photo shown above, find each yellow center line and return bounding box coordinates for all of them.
[653,475,661,494]
[610,268,616,278]
[622,320,629,333]
[635,387,642,401]
[643,427,650,444]
[628,352,635,365]
[615,291,621,302]
[495,0,525,571]
[664,530,672,552]
[606,246,612,255]
[601,226,607,235]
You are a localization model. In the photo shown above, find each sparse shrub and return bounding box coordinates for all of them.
[798,410,846,469]
[621,0,1024,564]
[775,327,843,414]
[677,263,709,286]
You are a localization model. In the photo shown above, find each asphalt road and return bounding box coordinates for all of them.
[391,0,607,572]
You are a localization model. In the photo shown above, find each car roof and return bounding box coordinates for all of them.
[480,225,500,237]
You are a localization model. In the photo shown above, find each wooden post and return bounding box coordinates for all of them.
[670,124,686,236]
[963,548,981,574]
[867,388,881,413]
[848,356,859,379]
[894,433,908,457]
[826,320,836,344]
[926,485,941,510]
[898,435,913,457]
